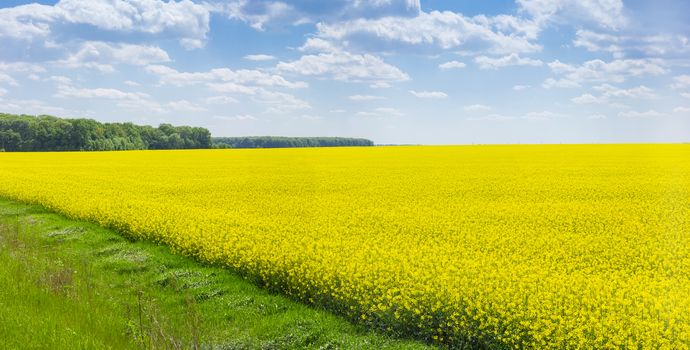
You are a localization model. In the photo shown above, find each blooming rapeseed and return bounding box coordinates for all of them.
[0,144,688,348]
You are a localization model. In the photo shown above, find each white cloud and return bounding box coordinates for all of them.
[439,60,466,69]
[0,98,73,116]
[369,81,392,89]
[571,93,603,104]
[682,93,690,99]
[409,90,447,98]
[146,65,307,89]
[46,75,72,84]
[475,53,543,70]
[463,104,492,112]
[672,75,690,89]
[524,111,562,121]
[348,95,384,101]
[542,78,580,89]
[0,0,211,48]
[357,107,404,117]
[574,30,690,58]
[276,50,409,83]
[618,110,666,118]
[314,10,541,55]
[55,84,149,100]
[329,109,346,113]
[244,54,276,61]
[517,0,626,30]
[571,84,655,105]
[588,114,607,119]
[216,0,421,31]
[0,87,7,96]
[673,107,690,114]
[296,114,322,121]
[214,114,257,121]
[124,80,140,87]
[298,38,339,53]
[257,90,311,112]
[547,59,667,84]
[205,95,239,105]
[0,61,46,73]
[593,84,656,99]
[167,100,207,113]
[0,73,18,86]
[468,113,515,121]
[0,4,57,40]
[512,84,531,91]
[207,82,258,95]
[55,41,170,72]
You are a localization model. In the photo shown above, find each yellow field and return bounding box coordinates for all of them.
[0,144,688,348]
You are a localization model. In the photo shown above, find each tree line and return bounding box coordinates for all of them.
[212,136,374,148]
[0,113,211,151]
[0,113,375,152]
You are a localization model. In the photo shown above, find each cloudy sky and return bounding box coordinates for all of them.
[1,0,689,144]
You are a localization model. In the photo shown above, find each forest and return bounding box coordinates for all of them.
[0,113,374,151]
[0,113,211,151]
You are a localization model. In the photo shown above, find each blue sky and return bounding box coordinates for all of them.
[0,0,689,144]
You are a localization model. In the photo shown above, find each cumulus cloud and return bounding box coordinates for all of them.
[205,81,312,113]
[244,54,276,61]
[409,90,447,98]
[542,78,581,89]
[0,61,45,73]
[468,113,515,121]
[205,95,239,105]
[167,100,207,113]
[571,84,655,105]
[672,75,690,89]
[546,58,667,85]
[463,104,492,112]
[46,75,72,84]
[55,84,149,100]
[214,114,257,121]
[357,107,404,117]
[439,60,466,69]
[0,0,211,48]
[673,107,690,114]
[55,41,170,72]
[348,95,384,101]
[146,64,307,89]
[215,0,421,30]
[574,30,690,58]
[276,49,409,84]
[571,93,603,104]
[475,53,543,70]
[0,98,74,116]
[0,73,18,86]
[618,110,666,118]
[593,84,656,99]
[313,11,541,55]
[517,0,626,30]
[512,84,531,91]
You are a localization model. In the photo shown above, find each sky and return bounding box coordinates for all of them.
[0,0,689,145]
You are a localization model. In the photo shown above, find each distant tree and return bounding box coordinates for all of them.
[212,136,374,149]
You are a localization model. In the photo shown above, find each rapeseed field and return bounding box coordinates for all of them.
[0,144,688,348]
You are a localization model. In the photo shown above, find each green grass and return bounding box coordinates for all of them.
[0,199,434,349]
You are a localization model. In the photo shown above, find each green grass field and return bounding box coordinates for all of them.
[0,198,432,349]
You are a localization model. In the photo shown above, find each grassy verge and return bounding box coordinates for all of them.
[0,198,433,349]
